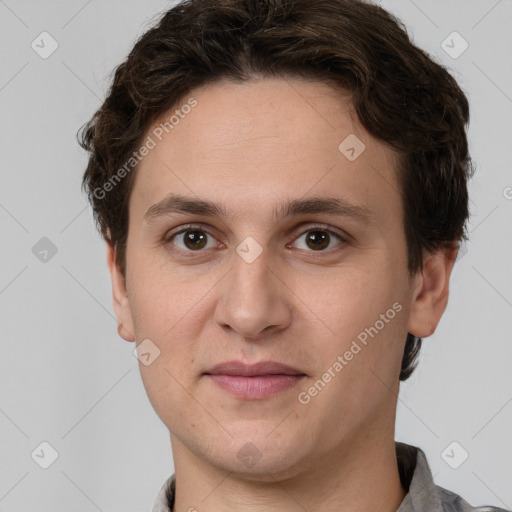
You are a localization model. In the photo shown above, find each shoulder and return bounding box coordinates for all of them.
[396,442,510,512]
[434,484,510,512]
[152,475,175,512]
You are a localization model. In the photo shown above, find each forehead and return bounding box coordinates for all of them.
[130,77,401,228]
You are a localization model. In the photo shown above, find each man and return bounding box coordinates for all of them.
[78,0,508,510]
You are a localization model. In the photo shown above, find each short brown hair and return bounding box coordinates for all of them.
[78,0,473,381]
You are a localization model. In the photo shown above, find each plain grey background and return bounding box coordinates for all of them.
[0,0,511,510]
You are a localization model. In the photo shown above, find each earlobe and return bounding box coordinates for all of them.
[407,244,458,339]
[106,242,136,342]
[118,322,135,341]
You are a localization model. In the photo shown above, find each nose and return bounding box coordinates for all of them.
[214,248,293,341]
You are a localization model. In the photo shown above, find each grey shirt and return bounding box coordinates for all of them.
[152,442,509,512]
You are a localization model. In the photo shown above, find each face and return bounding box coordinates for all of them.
[108,76,455,480]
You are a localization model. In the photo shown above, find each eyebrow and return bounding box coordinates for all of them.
[143,193,375,226]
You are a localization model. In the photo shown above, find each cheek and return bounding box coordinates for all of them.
[128,265,211,385]
[127,253,199,335]
[292,265,390,337]
[297,264,407,384]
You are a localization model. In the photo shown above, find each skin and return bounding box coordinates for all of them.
[107,76,458,512]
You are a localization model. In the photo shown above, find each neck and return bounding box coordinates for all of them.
[170,430,406,512]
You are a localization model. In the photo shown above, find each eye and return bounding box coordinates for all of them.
[289,225,347,252]
[165,225,220,254]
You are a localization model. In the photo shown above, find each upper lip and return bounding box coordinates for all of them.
[204,360,305,376]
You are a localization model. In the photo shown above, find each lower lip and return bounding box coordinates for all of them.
[206,374,305,400]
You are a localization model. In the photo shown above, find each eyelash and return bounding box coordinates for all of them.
[163,223,350,257]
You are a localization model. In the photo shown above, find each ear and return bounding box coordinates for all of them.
[106,242,135,342]
[407,243,459,338]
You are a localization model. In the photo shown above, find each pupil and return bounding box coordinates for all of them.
[307,231,329,250]
[185,231,207,250]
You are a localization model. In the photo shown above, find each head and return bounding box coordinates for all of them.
[79,0,471,478]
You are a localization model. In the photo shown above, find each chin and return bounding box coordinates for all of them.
[205,432,308,480]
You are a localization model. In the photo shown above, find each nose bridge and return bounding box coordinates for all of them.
[215,244,291,338]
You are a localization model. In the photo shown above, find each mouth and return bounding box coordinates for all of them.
[203,360,307,400]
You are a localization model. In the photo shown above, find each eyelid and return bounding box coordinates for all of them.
[292,222,352,243]
[164,222,351,253]
[163,223,220,244]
